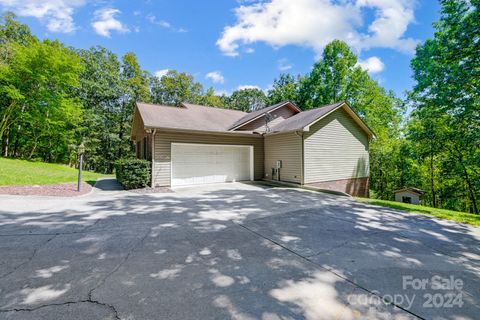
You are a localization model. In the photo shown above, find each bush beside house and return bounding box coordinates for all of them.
[115,159,151,190]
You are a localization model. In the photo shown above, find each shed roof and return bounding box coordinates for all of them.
[394,187,425,195]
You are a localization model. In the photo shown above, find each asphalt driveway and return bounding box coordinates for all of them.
[0,180,479,319]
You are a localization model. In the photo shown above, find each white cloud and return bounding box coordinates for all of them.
[278,58,292,71]
[92,8,129,38]
[356,0,418,52]
[0,0,86,33]
[205,71,225,84]
[146,13,187,32]
[155,69,170,78]
[217,0,418,57]
[358,56,385,74]
[237,85,261,90]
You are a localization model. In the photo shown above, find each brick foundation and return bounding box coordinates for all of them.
[307,177,369,197]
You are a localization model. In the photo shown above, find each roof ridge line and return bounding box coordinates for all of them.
[181,102,247,114]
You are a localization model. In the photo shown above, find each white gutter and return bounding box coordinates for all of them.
[151,129,156,187]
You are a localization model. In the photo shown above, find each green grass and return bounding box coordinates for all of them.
[357,197,480,226]
[0,157,112,186]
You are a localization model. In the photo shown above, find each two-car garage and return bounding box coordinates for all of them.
[170,143,254,187]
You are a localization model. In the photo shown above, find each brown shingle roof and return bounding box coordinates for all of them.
[136,102,247,132]
[270,102,344,132]
[135,100,374,138]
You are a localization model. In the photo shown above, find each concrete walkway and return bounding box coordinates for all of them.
[0,182,479,319]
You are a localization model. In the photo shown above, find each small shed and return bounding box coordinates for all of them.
[394,187,425,205]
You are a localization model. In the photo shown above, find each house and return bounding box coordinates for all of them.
[131,101,375,196]
[394,187,425,205]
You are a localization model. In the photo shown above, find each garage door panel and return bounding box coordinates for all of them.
[171,144,252,186]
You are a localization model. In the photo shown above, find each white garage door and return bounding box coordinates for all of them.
[171,143,253,186]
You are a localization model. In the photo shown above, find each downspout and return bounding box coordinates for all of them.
[295,131,304,185]
[151,129,156,188]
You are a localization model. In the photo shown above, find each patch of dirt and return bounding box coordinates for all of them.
[0,182,92,197]
[128,186,174,194]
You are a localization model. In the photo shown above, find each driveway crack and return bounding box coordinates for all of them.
[0,300,120,319]
[88,228,151,299]
[304,240,351,258]
[0,234,58,279]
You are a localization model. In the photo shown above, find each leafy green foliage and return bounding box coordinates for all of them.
[0,37,83,163]
[408,0,479,213]
[267,74,300,105]
[75,46,125,173]
[150,70,204,106]
[227,88,267,111]
[115,158,151,190]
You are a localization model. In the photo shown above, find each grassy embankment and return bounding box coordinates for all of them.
[0,157,111,186]
[357,197,480,226]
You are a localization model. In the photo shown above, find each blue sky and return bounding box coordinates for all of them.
[0,0,440,99]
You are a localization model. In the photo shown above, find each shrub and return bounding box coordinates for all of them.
[115,159,151,190]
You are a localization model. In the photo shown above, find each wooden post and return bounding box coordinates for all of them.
[77,153,83,192]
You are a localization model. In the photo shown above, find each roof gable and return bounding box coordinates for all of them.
[229,101,301,131]
[269,102,375,139]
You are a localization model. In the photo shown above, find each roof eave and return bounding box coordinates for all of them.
[143,126,264,138]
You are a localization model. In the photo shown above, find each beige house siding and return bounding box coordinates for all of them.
[153,131,264,187]
[303,108,369,184]
[236,106,296,132]
[264,132,302,183]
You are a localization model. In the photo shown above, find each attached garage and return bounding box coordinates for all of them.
[150,130,264,188]
[171,143,253,186]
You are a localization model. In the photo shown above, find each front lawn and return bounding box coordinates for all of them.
[0,157,111,186]
[357,198,480,226]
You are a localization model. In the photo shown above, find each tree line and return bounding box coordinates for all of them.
[0,0,478,213]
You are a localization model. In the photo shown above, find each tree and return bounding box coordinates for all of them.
[409,0,479,213]
[227,88,267,112]
[0,12,34,46]
[118,52,150,158]
[151,70,204,106]
[267,73,300,105]
[298,40,367,109]
[200,87,226,108]
[76,46,125,172]
[0,40,83,161]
